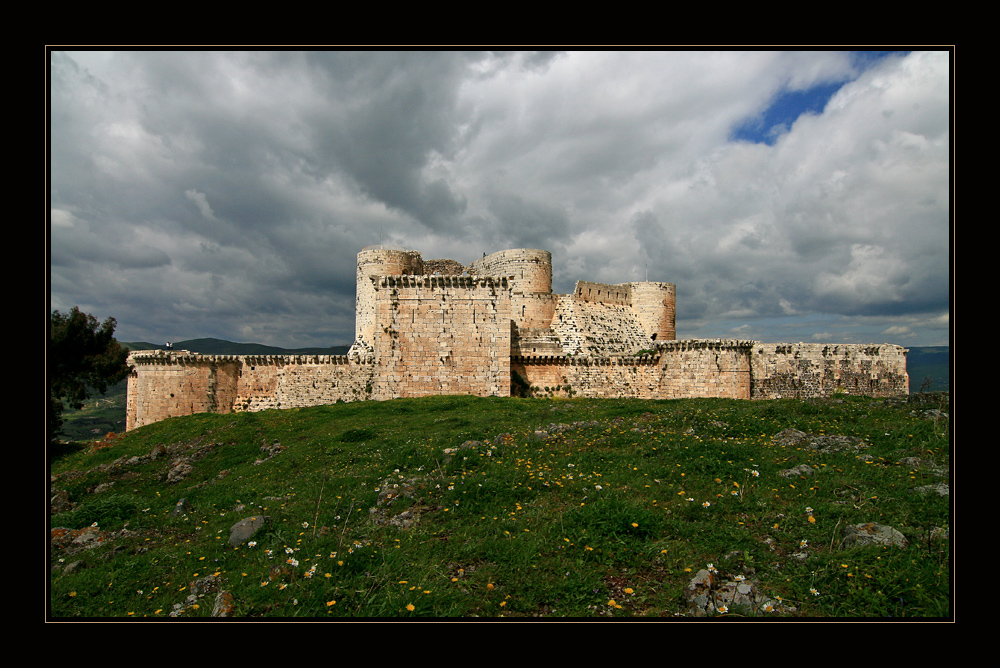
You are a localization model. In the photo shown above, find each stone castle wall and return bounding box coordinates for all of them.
[750,343,909,399]
[125,246,909,431]
[512,339,753,400]
[125,352,377,431]
[370,274,511,399]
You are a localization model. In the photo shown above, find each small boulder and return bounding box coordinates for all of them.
[840,522,908,549]
[229,515,271,547]
[778,464,815,479]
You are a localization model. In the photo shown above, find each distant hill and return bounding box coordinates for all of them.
[906,346,950,393]
[123,338,351,356]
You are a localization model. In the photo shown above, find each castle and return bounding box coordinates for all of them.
[125,246,909,431]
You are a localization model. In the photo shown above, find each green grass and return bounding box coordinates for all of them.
[49,393,951,619]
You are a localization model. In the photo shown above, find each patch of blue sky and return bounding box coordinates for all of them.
[732,51,908,146]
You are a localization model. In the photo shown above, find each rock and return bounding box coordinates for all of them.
[50,489,75,514]
[167,459,194,483]
[914,483,949,497]
[229,515,271,547]
[684,569,715,614]
[171,498,191,516]
[778,464,815,479]
[684,568,792,616]
[771,428,867,454]
[50,525,112,554]
[771,428,808,447]
[213,591,236,617]
[840,522,908,549]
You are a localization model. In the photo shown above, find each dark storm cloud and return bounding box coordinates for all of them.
[50,50,950,348]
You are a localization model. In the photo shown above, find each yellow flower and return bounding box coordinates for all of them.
[499,601,506,607]
[406,603,415,612]
[631,523,639,528]
[624,588,634,594]
[326,600,336,607]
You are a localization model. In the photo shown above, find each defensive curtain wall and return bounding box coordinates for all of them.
[125,246,909,431]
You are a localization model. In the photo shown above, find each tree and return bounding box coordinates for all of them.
[49,307,129,443]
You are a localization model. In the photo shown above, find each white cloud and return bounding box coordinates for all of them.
[49,50,951,348]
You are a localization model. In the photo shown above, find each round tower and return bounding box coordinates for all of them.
[629,281,676,342]
[352,246,424,355]
[471,249,553,328]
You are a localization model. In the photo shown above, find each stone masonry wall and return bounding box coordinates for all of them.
[512,340,753,400]
[551,294,657,357]
[750,343,909,398]
[234,356,378,411]
[125,353,241,431]
[656,340,753,399]
[372,275,511,399]
[126,351,378,430]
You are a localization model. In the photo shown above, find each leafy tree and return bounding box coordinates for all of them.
[49,307,129,443]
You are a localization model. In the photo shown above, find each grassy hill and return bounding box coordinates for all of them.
[49,393,951,618]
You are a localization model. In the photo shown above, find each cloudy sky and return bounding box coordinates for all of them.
[49,50,951,350]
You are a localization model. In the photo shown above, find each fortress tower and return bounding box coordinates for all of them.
[627,281,676,342]
[350,245,423,359]
[471,249,555,330]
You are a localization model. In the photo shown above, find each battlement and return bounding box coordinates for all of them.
[126,246,909,430]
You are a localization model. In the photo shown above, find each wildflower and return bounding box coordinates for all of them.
[810,588,820,596]
[707,564,717,573]
[763,602,774,612]
[624,588,634,594]
[717,605,729,614]
[327,600,336,607]
[734,575,745,582]
[800,540,808,548]
[302,522,309,528]
[248,541,256,548]
[595,485,603,491]
[406,604,415,612]
[631,523,639,528]
[703,501,711,508]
